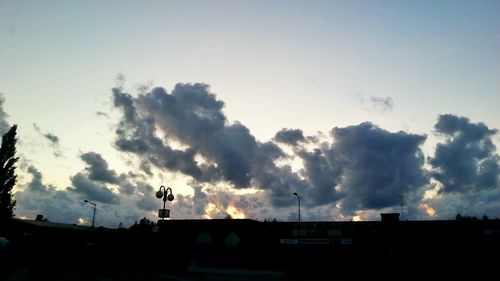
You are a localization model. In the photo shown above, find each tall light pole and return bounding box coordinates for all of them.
[156,185,174,220]
[293,192,301,244]
[84,200,96,228]
[293,192,301,223]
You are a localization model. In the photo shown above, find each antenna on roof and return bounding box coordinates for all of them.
[400,195,405,221]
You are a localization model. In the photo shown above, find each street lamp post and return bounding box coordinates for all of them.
[293,192,301,223]
[293,192,301,244]
[84,200,96,228]
[156,185,174,220]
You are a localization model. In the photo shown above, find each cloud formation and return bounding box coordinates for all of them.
[80,152,119,184]
[112,84,286,189]
[25,165,52,193]
[33,123,62,157]
[112,84,347,212]
[15,166,82,223]
[0,94,10,135]
[357,93,394,113]
[68,173,120,204]
[370,96,394,112]
[430,114,500,193]
[274,128,305,146]
[328,122,428,214]
[16,160,154,227]
[110,84,431,217]
[8,82,500,225]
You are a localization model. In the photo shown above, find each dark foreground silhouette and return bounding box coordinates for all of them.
[1,217,499,280]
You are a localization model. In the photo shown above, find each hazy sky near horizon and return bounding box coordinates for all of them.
[1,0,499,227]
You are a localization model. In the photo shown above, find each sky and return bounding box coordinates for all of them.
[0,0,499,227]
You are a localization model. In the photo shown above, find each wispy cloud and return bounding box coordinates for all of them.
[0,93,10,135]
[96,111,109,118]
[356,93,394,113]
[33,123,62,157]
[369,96,394,112]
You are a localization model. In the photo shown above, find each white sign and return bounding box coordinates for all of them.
[158,209,170,218]
[280,239,298,244]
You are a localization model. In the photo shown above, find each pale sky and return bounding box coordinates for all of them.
[0,0,499,227]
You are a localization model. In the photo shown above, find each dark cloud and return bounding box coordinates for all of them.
[113,88,209,181]
[0,94,10,135]
[119,178,153,196]
[136,195,158,211]
[68,173,119,204]
[297,148,343,206]
[79,151,148,195]
[111,84,431,217]
[272,122,428,215]
[112,84,286,188]
[80,152,119,184]
[274,128,305,146]
[33,123,62,157]
[430,114,500,193]
[328,122,428,214]
[26,165,51,193]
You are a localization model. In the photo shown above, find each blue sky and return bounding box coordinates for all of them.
[0,0,499,227]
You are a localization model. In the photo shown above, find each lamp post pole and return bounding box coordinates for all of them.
[156,185,174,221]
[293,192,301,244]
[84,200,96,228]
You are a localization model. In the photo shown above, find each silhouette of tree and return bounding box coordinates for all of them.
[456,214,480,221]
[139,217,153,225]
[224,214,233,219]
[0,125,18,221]
[35,214,49,222]
[129,217,155,233]
[483,214,489,221]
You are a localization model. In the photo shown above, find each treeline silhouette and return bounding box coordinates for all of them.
[2,215,500,280]
[456,213,497,221]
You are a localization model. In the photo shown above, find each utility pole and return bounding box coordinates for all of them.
[84,200,97,228]
[293,192,301,244]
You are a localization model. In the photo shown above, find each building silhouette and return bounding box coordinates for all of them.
[2,215,499,280]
